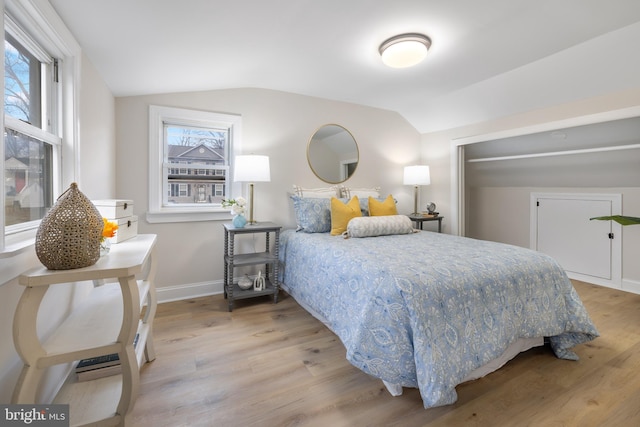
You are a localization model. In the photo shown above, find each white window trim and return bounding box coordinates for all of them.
[147,105,241,224]
[1,0,80,256]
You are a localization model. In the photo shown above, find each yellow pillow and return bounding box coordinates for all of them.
[369,195,397,216]
[330,196,362,235]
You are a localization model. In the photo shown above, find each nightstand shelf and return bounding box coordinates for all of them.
[230,280,277,300]
[224,251,278,267]
[223,222,281,311]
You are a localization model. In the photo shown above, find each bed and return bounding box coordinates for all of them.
[278,200,599,408]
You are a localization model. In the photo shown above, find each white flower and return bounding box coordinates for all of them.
[230,204,245,215]
[222,197,247,216]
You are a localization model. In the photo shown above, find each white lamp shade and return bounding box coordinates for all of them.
[403,165,430,186]
[233,155,271,182]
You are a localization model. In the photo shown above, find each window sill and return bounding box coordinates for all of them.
[0,231,36,259]
[146,210,232,224]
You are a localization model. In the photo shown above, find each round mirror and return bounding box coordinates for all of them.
[307,124,359,184]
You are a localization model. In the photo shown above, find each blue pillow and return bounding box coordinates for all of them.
[358,196,387,216]
[291,195,338,233]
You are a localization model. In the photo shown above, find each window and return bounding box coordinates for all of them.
[148,105,242,223]
[1,3,79,253]
[178,161,188,175]
[3,11,62,236]
[178,183,188,197]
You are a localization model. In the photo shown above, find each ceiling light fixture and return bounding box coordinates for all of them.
[379,33,431,68]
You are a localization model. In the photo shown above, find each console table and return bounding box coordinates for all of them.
[12,234,158,427]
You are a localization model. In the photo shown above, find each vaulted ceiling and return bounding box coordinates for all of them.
[49,0,640,133]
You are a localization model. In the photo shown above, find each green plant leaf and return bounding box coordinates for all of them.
[590,215,640,226]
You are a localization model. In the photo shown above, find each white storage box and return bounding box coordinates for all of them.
[111,215,138,243]
[92,199,134,219]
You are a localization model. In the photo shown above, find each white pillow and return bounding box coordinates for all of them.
[292,185,339,198]
[341,186,381,199]
[345,215,415,238]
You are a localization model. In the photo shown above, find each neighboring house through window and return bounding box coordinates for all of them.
[4,22,58,229]
[148,105,242,223]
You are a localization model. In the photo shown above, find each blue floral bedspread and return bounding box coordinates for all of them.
[278,229,599,408]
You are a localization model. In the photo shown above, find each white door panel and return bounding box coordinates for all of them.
[536,197,612,280]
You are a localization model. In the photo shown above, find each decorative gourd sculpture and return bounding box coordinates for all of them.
[35,183,103,270]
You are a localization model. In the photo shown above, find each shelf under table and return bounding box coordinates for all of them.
[40,280,150,365]
[230,280,277,300]
[224,251,277,267]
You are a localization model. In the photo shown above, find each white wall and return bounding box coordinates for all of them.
[114,88,422,300]
[78,53,116,199]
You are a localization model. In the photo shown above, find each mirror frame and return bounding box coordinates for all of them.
[307,124,359,184]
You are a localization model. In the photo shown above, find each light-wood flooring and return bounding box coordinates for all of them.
[131,281,640,426]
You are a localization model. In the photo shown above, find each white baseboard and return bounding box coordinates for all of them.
[156,280,224,304]
[566,272,620,290]
[567,272,640,296]
[161,276,640,304]
[622,278,640,295]
[156,274,277,304]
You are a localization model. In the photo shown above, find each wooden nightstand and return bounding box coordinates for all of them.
[408,215,444,232]
[223,222,282,312]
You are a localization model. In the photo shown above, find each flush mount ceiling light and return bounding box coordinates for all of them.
[379,33,431,68]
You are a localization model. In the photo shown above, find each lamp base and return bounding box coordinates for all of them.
[412,185,420,218]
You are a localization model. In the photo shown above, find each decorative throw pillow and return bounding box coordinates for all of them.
[368,195,398,216]
[292,185,339,198]
[330,196,362,236]
[290,195,334,233]
[340,186,381,199]
[345,215,415,238]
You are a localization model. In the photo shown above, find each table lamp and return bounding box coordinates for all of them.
[403,165,430,216]
[233,155,271,224]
